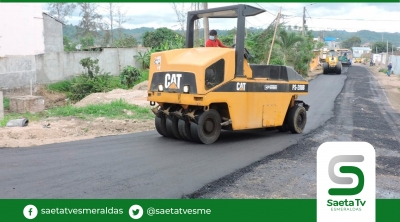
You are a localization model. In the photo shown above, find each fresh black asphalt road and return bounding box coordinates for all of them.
[0,68,348,198]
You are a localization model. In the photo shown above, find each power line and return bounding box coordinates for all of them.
[254,3,276,17]
[285,15,400,22]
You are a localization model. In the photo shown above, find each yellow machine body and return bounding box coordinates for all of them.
[147,47,309,131]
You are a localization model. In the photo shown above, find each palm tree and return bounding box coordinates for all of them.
[275,30,304,65]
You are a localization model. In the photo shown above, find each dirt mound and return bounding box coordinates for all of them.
[35,86,67,108]
[73,88,149,108]
[132,81,148,90]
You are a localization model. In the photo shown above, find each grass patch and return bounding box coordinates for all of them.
[379,68,388,73]
[135,69,149,85]
[0,112,43,127]
[0,99,153,127]
[46,99,153,120]
[3,97,9,110]
[48,80,72,92]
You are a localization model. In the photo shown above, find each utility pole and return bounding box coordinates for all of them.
[202,3,209,45]
[193,3,200,46]
[267,7,281,65]
[387,39,389,64]
[302,7,305,37]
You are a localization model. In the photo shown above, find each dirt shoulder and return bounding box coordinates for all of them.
[0,117,154,148]
[364,63,400,113]
[1,82,155,148]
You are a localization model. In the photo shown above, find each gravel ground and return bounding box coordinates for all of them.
[187,65,400,199]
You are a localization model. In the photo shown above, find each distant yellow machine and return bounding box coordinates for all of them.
[147,4,310,144]
[322,50,342,74]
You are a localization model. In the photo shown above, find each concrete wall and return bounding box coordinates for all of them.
[0,56,36,89]
[0,3,45,57]
[36,47,149,83]
[43,13,63,53]
[389,55,400,75]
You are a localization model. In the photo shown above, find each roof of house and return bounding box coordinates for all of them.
[352,47,372,51]
[42,12,65,26]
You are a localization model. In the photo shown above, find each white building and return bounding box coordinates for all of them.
[0,3,45,57]
[351,47,372,58]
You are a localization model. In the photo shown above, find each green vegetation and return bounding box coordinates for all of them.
[119,66,141,88]
[47,56,150,102]
[3,97,10,110]
[137,70,149,84]
[62,24,400,47]
[379,68,388,73]
[142,27,183,48]
[372,42,393,53]
[47,99,153,120]
[340,36,361,48]
[0,112,43,127]
[114,34,139,48]
[0,99,153,127]
[48,80,73,92]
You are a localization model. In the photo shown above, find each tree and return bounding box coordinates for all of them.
[77,3,102,38]
[142,28,181,48]
[115,4,129,39]
[170,3,187,35]
[79,33,95,49]
[63,36,78,52]
[218,28,236,47]
[292,31,315,76]
[341,36,361,48]
[275,29,304,65]
[100,23,111,46]
[245,23,283,64]
[102,3,116,45]
[371,42,393,53]
[114,34,139,48]
[47,3,76,24]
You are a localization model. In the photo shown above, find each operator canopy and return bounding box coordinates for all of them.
[188,4,265,18]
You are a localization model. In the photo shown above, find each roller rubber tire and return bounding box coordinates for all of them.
[165,117,178,138]
[178,119,194,141]
[190,109,221,144]
[323,63,329,74]
[287,105,307,134]
[336,62,342,74]
[155,115,168,137]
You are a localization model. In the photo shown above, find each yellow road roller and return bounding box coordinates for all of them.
[322,49,342,74]
[147,4,310,144]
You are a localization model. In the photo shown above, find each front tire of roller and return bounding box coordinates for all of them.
[323,63,329,74]
[336,62,342,74]
[165,117,177,138]
[190,109,221,144]
[178,119,194,141]
[287,105,307,134]
[155,114,168,137]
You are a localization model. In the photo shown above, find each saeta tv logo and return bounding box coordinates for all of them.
[328,155,364,196]
[317,142,375,222]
